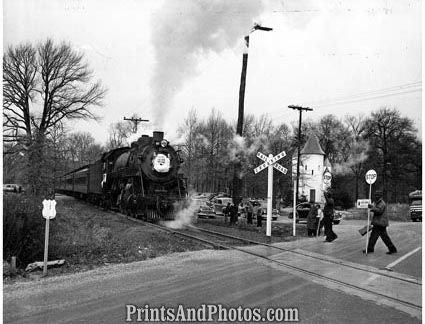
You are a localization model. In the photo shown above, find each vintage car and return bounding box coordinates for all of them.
[288,202,342,224]
[3,184,23,193]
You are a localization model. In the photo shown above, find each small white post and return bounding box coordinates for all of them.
[365,183,372,255]
[266,154,273,238]
[293,180,296,236]
[43,217,50,276]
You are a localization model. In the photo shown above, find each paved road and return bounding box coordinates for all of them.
[4,220,421,324]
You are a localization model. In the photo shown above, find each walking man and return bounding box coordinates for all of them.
[363,191,397,254]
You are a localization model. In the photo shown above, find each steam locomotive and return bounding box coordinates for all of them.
[56,131,187,220]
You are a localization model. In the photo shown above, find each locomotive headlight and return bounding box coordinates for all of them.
[152,153,171,173]
[160,139,168,147]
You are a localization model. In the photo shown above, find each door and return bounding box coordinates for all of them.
[310,189,316,203]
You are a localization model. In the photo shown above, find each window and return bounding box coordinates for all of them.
[305,165,307,170]
[312,170,314,175]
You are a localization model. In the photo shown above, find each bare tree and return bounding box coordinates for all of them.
[3,43,37,148]
[365,107,418,201]
[177,108,200,190]
[344,114,368,200]
[4,39,106,143]
[3,39,106,194]
[106,120,133,150]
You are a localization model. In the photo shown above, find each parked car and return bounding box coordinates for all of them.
[197,204,216,218]
[261,208,280,221]
[250,200,279,221]
[211,197,233,215]
[333,206,344,225]
[3,184,23,193]
[288,202,341,225]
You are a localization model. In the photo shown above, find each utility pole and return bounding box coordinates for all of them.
[288,105,313,202]
[123,116,149,133]
[232,23,272,205]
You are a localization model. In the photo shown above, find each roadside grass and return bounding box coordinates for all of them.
[4,195,208,281]
[195,217,308,243]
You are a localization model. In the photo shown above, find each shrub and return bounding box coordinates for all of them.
[3,194,45,268]
[334,190,354,209]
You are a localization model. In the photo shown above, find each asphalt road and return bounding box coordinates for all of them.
[4,219,421,324]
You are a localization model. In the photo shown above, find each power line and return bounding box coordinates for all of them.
[303,82,421,106]
[311,88,421,108]
[268,81,422,120]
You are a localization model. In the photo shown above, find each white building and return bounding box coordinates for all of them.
[292,134,332,203]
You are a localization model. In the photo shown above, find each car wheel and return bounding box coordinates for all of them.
[333,220,340,225]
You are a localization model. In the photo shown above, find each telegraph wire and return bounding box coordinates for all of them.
[268,82,421,120]
[303,82,421,107]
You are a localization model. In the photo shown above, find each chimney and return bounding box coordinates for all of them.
[153,131,164,143]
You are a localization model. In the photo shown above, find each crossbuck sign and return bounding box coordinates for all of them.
[254,151,287,238]
[254,152,287,175]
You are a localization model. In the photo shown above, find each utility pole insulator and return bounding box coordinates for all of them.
[123,116,149,133]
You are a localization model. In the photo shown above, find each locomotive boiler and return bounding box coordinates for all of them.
[57,131,187,221]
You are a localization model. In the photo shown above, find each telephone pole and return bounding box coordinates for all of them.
[233,23,272,205]
[288,105,313,202]
[123,116,149,133]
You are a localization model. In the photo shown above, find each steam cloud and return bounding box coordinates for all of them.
[333,140,370,175]
[163,191,200,229]
[151,0,265,127]
[227,134,268,178]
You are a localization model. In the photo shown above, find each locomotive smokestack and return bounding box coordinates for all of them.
[153,131,164,143]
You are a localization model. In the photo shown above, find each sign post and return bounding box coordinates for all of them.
[293,180,297,236]
[42,199,57,276]
[254,151,287,239]
[364,170,377,255]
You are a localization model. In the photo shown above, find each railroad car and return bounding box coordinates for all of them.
[56,131,187,221]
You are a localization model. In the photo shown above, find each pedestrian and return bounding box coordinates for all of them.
[363,191,397,254]
[229,203,238,225]
[256,206,263,227]
[224,202,231,223]
[323,190,337,242]
[246,200,254,225]
[307,203,318,237]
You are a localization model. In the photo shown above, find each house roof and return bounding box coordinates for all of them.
[300,134,325,155]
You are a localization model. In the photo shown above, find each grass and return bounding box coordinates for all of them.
[4,195,208,281]
[195,217,308,243]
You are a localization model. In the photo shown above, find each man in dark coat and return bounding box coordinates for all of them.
[307,204,319,237]
[256,205,263,227]
[229,203,238,225]
[363,191,397,254]
[323,190,337,242]
[246,201,254,225]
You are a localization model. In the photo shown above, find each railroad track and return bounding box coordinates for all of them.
[118,213,422,316]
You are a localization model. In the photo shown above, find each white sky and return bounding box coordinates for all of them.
[3,0,422,145]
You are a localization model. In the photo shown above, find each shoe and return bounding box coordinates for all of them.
[362,250,374,254]
[386,250,397,255]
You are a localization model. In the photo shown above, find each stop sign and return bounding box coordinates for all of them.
[365,170,377,185]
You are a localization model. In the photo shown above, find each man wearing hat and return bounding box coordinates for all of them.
[363,190,397,254]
